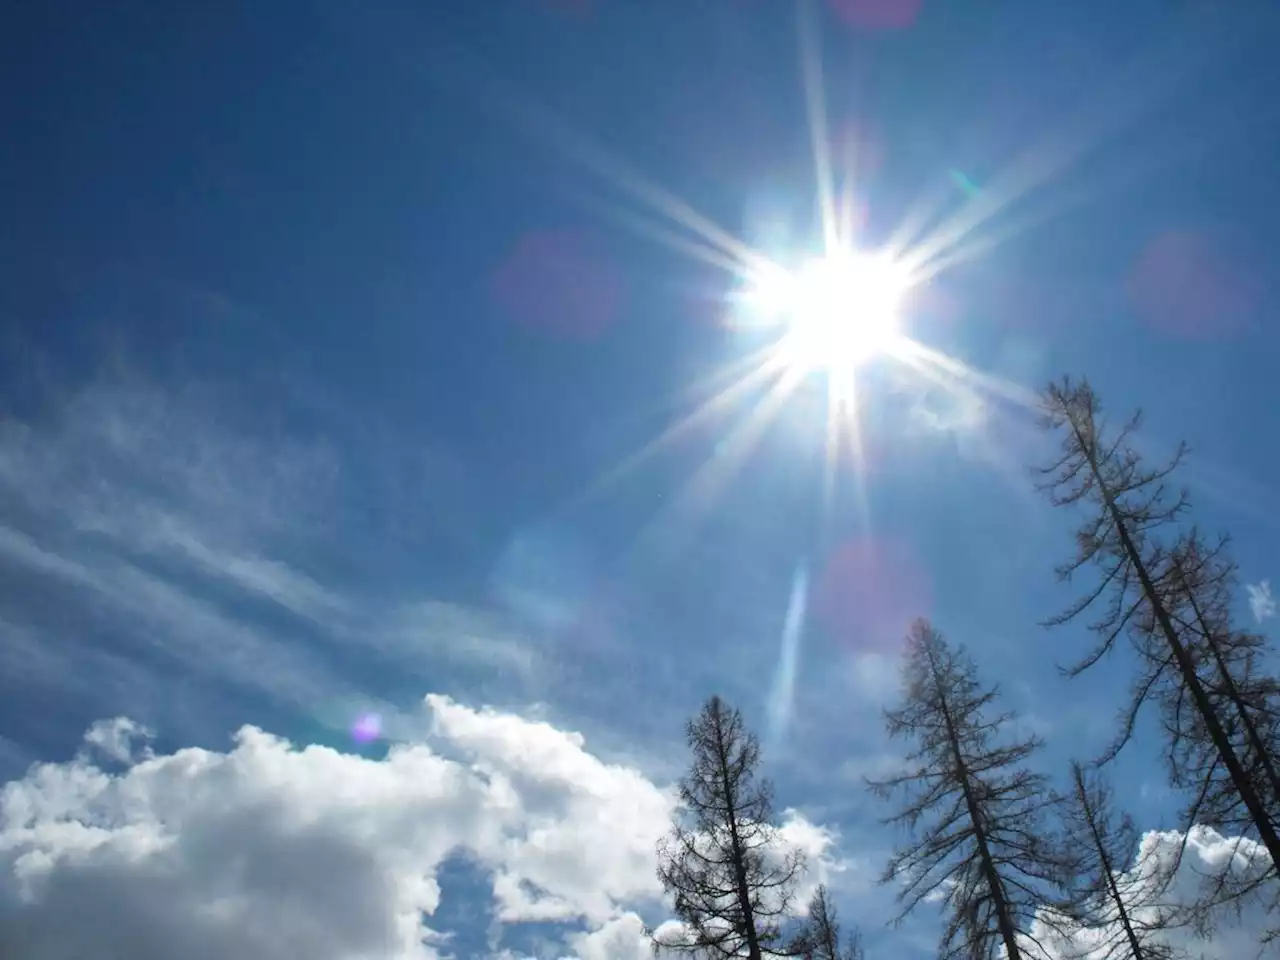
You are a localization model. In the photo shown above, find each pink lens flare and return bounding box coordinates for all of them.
[828,0,923,31]
[1128,228,1260,340]
[814,534,932,653]
[542,0,593,15]
[492,228,623,341]
[350,712,383,745]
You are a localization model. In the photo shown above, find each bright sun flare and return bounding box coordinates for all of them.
[750,250,909,373]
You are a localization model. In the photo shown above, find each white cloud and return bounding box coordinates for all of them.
[81,718,153,765]
[0,696,680,959]
[428,694,674,926]
[1032,825,1276,959]
[1247,580,1276,624]
[777,811,842,902]
[0,696,842,959]
[563,912,652,960]
[0,695,848,960]
[0,375,544,735]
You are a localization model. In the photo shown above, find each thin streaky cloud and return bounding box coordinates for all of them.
[0,376,550,735]
[1247,580,1276,624]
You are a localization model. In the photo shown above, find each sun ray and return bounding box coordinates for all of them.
[563,346,787,511]
[894,20,1207,285]
[672,367,807,518]
[834,101,865,252]
[821,374,842,521]
[837,177,858,253]
[798,0,840,253]
[420,28,775,276]
[882,174,964,265]
[634,366,807,552]
[417,0,1135,545]
[893,338,1040,412]
[392,4,1242,547]
[832,368,873,532]
[572,186,759,278]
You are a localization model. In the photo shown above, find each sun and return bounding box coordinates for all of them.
[748,249,910,374]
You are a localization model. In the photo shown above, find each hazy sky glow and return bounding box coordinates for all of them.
[2,1,1280,957]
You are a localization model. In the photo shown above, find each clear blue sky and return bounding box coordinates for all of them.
[2,2,1279,957]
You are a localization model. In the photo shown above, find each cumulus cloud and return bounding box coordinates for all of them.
[1247,580,1276,624]
[81,718,153,765]
[1032,825,1275,960]
[562,912,652,960]
[0,696,837,960]
[0,696,668,959]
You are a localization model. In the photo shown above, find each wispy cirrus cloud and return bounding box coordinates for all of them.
[1247,579,1276,624]
[0,372,545,755]
[0,363,796,787]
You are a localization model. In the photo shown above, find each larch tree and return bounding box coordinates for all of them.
[867,619,1060,960]
[1159,536,1280,933]
[653,695,805,960]
[1161,534,1280,832]
[791,885,863,960]
[1050,761,1183,960]
[1034,378,1280,872]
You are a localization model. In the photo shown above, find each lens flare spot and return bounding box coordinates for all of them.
[949,169,982,199]
[350,712,383,745]
[828,0,923,31]
[814,535,930,653]
[492,228,622,340]
[1128,228,1259,339]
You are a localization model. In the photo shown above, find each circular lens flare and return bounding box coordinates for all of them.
[351,712,383,745]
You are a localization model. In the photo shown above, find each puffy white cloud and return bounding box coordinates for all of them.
[777,811,843,903]
[81,718,153,765]
[0,696,675,960]
[1247,580,1276,624]
[427,694,673,925]
[1033,825,1275,960]
[0,696,839,960]
[563,912,652,960]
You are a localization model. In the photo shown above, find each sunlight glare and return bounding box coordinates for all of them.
[751,250,909,374]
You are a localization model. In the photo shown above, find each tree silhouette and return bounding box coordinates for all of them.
[1161,534,1280,832]
[1035,377,1280,938]
[654,696,805,960]
[1159,536,1280,933]
[1050,761,1183,960]
[868,620,1059,960]
[790,884,863,960]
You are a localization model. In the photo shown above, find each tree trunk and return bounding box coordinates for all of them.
[713,711,763,960]
[1178,569,1280,809]
[1076,421,1280,866]
[1074,766,1148,960]
[928,643,1023,960]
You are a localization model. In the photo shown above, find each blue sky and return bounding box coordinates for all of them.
[2,1,1279,958]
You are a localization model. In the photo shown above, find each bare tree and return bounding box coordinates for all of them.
[1034,377,1280,870]
[654,695,805,960]
[867,620,1060,960]
[790,885,863,960]
[1050,761,1183,960]
[1161,534,1280,832]
[1158,534,1280,935]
